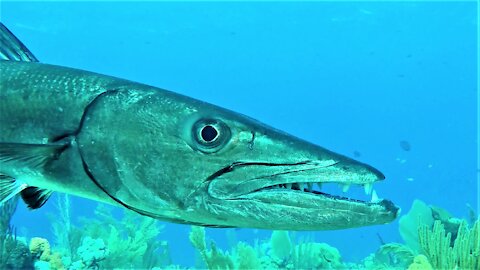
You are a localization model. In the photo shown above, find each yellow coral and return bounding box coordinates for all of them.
[29,237,51,261]
[29,237,65,269]
[407,255,433,270]
[49,252,65,270]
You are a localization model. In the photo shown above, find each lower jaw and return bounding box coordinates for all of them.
[241,191,398,221]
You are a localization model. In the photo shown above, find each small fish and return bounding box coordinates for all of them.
[353,150,361,158]
[400,140,411,151]
[0,23,398,230]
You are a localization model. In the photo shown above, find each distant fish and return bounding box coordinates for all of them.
[400,140,411,151]
[353,150,361,158]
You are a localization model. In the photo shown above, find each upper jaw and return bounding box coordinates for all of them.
[206,159,386,200]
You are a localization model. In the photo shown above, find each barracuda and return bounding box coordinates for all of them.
[0,23,399,230]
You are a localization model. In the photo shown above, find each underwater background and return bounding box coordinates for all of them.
[0,1,477,269]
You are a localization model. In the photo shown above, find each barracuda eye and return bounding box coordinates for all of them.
[192,118,231,153]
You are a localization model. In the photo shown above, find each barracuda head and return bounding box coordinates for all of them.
[79,88,399,230]
[183,117,399,230]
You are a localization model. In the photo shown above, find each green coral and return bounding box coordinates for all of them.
[189,226,234,269]
[189,227,342,270]
[358,201,478,270]
[399,200,434,252]
[418,219,479,269]
[235,242,262,269]
[79,204,167,269]
[269,231,292,260]
[2,235,33,270]
[407,255,432,270]
[291,242,342,269]
[48,200,170,269]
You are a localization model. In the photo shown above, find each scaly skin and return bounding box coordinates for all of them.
[0,60,399,230]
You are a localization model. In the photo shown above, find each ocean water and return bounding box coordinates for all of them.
[0,1,477,269]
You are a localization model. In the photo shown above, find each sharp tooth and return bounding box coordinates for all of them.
[371,189,379,202]
[364,183,373,195]
[286,183,292,189]
[341,184,351,193]
[307,183,313,192]
[300,183,306,191]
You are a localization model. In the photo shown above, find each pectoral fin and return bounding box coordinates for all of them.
[0,175,53,209]
[0,174,27,204]
[0,142,68,169]
[0,142,68,208]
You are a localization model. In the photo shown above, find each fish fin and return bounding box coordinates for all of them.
[0,174,28,204]
[0,23,38,62]
[20,187,53,209]
[0,142,68,170]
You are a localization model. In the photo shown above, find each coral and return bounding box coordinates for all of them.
[189,226,207,254]
[399,200,434,252]
[418,219,479,269]
[29,237,65,270]
[48,252,65,270]
[407,255,433,270]
[191,227,343,270]
[235,242,261,270]
[71,237,108,269]
[291,242,342,269]
[189,226,234,269]
[0,194,20,267]
[49,194,82,260]
[78,204,167,269]
[2,235,34,270]
[269,231,292,260]
[375,243,415,267]
[29,237,51,261]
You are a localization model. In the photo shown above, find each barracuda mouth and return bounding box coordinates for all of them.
[206,160,388,204]
[205,160,399,229]
[254,181,381,204]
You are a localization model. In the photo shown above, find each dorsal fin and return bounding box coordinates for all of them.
[0,22,38,62]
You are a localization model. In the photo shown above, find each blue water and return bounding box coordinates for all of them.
[1,1,477,267]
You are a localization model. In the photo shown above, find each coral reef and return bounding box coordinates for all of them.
[189,227,343,269]
[1,195,35,270]
[2,194,478,269]
[2,235,33,270]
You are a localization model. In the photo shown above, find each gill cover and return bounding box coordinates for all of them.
[77,89,175,216]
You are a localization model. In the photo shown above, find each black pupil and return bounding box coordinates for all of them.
[201,125,218,142]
